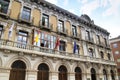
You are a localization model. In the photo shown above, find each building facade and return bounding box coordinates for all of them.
[110,36,120,79]
[0,0,118,80]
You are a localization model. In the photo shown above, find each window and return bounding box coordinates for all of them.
[89,48,94,57]
[42,14,49,27]
[58,20,64,32]
[86,30,90,40]
[17,31,28,44]
[108,53,111,60]
[96,35,100,44]
[113,43,118,48]
[104,38,107,46]
[21,7,31,21]
[59,40,66,51]
[72,25,77,36]
[33,30,56,49]
[0,0,9,14]
[74,44,79,54]
[100,51,104,59]
[115,51,119,54]
[0,25,3,38]
[117,59,120,62]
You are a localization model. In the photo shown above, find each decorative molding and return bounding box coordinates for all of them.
[3,49,10,57]
[18,51,24,56]
[31,54,37,60]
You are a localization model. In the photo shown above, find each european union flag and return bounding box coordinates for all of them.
[73,41,77,53]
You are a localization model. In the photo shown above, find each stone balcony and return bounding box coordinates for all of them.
[0,39,116,66]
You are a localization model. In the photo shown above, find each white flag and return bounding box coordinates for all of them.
[8,21,15,39]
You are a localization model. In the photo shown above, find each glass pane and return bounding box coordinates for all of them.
[23,37,27,42]
[0,0,9,14]
[21,7,31,21]
[17,36,22,41]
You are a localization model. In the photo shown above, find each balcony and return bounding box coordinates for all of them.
[18,12,33,25]
[0,1,10,18]
[71,33,81,40]
[40,21,53,31]
[0,39,116,66]
[57,27,68,36]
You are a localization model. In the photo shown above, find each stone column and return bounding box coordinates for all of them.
[0,67,10,80]
[68,72,75,80]
[51,71,58,80]
[26,70,37,80]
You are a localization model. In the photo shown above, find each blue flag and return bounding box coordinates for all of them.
[73,41,77,53]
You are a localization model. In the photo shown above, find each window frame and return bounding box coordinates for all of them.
[86,30,90,40]
[58,20,64,32]
[42,14,49,28]
[21,6,31,22]
[0,0,10,14]
[17,30,28,44]
[59,40,66,51]
[0,25,3,38]
[72,25,77,36]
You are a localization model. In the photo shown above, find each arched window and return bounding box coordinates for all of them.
[58,65,67,80]
[9,60,26,80]
[91,68,96,80]
[37,63,49,80]
[103,69,108,80]
[75,67,82,80]
[111,70,115,80]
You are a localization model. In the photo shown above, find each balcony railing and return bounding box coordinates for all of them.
[0,39,116,66]
[40,21,53,31]
[57,27,68,35]
[18,12,33,24]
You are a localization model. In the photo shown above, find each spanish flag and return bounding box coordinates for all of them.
[54,37,60,49]
[34,30,39,43]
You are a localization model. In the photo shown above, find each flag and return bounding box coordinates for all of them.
[34,30,39,43]
[54,37,60,49]
[8,21,15,39]
[73,41,77,53]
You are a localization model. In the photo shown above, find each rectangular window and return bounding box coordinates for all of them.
[72,25,77,36]
[21,7,31,21]
[17,31,28,44]
[0,0,9,14]
[113,43,118,48]
[86,30,90,40]
[59,41,66,51]
[17,30,28,48]
[104,38,107,46]
[0,25,3,38]
[75,45,79,54]
[42,14,49,27]
[96,35,100,44]
[58,20,64,32]
[33,30,56,49]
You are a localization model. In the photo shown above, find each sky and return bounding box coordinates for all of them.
[45,0,120,38]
